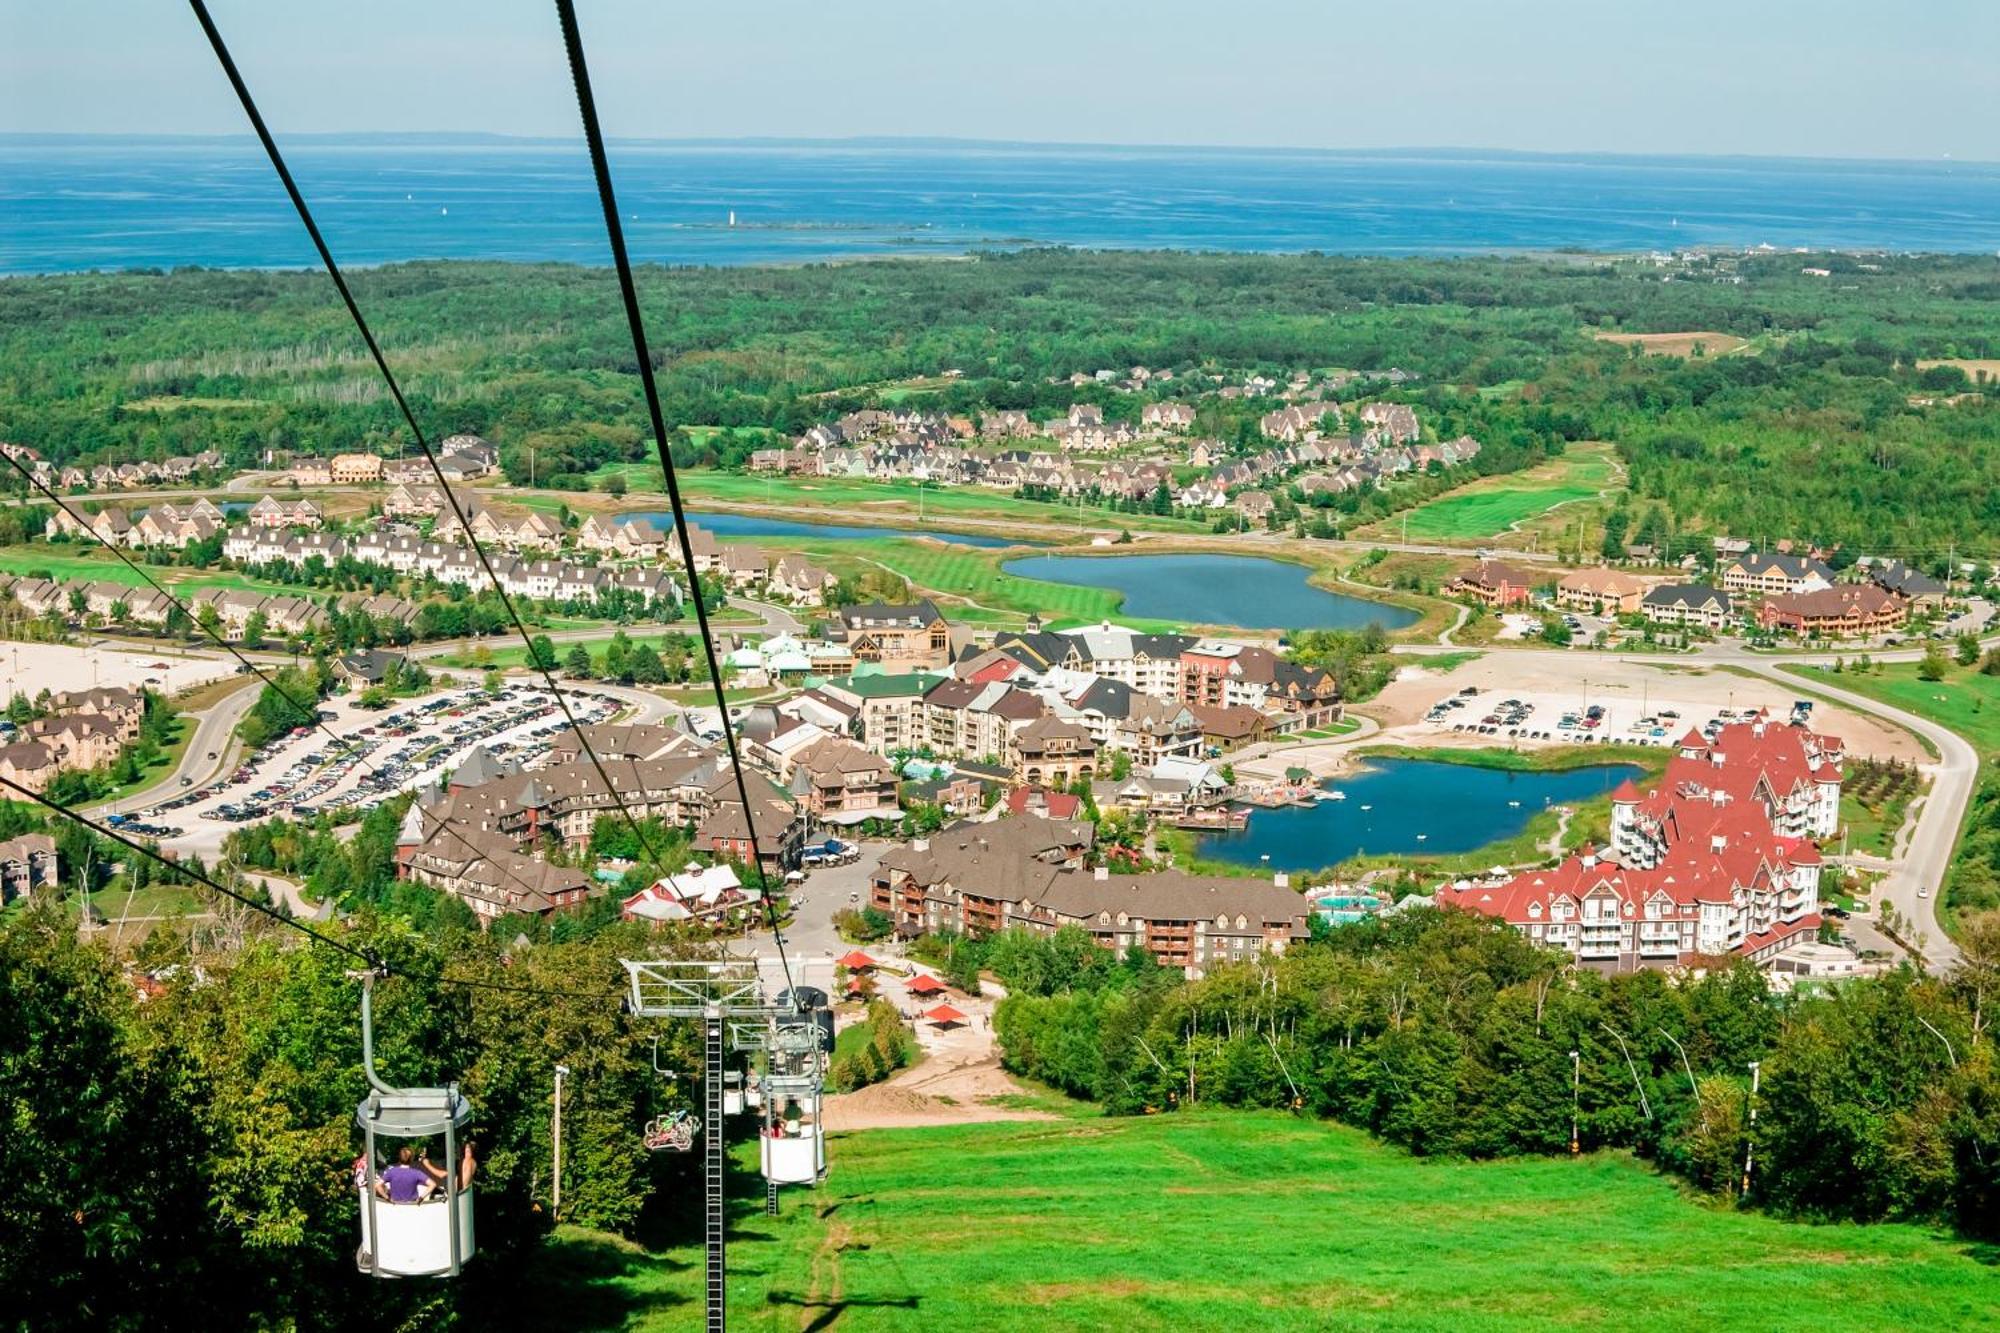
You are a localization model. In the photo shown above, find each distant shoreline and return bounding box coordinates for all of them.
[5,132,1995,170]
[8,142,1998,275]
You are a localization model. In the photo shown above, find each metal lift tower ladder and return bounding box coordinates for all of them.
[622,959,782,1333]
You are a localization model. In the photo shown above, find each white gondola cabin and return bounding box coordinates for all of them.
[353,977,477,1278]
[759,1013,829,1186]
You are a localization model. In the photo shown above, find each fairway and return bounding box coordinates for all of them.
[516,1111,1999,1331]
[1395,483,1598,540]
[1369,442,1619,544]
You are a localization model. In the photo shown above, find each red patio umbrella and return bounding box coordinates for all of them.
[835,950,877,971]
[904,974,945,995]
[923,1003,967,1027]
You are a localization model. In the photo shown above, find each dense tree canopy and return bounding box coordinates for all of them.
[3,250,1995,554]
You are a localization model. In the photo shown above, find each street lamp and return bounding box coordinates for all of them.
[1568,1049,1580,1155]
[1740,1060,1760,1197]
[552,1063,571,1219]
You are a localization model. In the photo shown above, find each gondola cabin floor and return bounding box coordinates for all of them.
[504,1111,1997,1330]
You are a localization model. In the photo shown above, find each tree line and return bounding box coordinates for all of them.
[991,908,2000,1237]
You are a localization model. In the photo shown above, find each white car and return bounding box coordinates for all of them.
[1917,886,1931,899]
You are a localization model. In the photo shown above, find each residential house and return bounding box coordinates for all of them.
[788,736,901,825]
[289,457,334,486]
[1757,585,1907,638]
[331,453,384,484]
[1720,551,1835,598]
[869,818,1308,977]
[1557,569,1647,616]
[1867,560,1947,612]
[769,555,836,606]
[0,833,59,902]
[1641,583,1733,630]
[1448,558,1538,609]
[835,599,952,671]
[1440,717,1839,969]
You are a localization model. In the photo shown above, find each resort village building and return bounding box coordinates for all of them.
[1437,715,1841,969]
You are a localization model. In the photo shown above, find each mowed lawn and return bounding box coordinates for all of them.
[515,1111,2000,1332]
[1382,444,1617,544]
[1396,483,1600,541]
[1782,660,2000,755]
[0,546,281,597]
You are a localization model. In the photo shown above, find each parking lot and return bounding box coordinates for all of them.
[1424,684,1819,749]
[134,681,622,858]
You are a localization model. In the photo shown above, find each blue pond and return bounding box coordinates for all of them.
[1197,757,1645,871]
[1001,553,1417,630]
[619,510,1022,548]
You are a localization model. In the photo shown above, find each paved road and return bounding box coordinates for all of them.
[1731,659,1967,971]
[93,675,261,819]
[743,847,881,988]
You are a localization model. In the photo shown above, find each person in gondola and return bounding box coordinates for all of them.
[376,1146,435,1204]
[421,1140,477,1192]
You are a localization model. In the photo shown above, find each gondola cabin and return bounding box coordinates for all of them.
[352,976,477,1278]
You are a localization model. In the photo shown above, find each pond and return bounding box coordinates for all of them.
[619,510,1024,548]
[1000,553,1419,630]
[1196,757,1646,871]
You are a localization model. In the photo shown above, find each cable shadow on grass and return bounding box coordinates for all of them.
[766,1292,922,1333]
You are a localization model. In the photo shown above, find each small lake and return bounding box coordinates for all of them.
[620,510,1022,548]
[1197,757,1646,871]
[1001,553,1418,630]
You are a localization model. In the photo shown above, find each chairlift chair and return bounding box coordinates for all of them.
[642,1109,701,1153]
[353,975,476,1278]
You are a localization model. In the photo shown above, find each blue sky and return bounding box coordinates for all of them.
[5,0,1996,160]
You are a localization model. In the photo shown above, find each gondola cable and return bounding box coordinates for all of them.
[552,0,800,996]
[186,0,673,875]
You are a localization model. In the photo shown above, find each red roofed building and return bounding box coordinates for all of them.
[1439,716,1839,970]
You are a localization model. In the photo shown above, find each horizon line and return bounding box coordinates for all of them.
[3,130,1994,169]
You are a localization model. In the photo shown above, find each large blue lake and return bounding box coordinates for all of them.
[7,139,2000,274]
[1197,757,1647,871]
[1002,553,1417,630]
[622,510,1020,548]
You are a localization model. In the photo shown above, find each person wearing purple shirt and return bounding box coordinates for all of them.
[375,1146,434,1204]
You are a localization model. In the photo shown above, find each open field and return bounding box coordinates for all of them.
[508,1111,2000,1331]
[0,639,234,697]
[1916,357,2000,383]
[0,547,292,601]
[120,395,266,412]
[1592,329,1751,358]
[583,469,1204,535]
[1361,442,1619,545]
[1780,661,2000,758]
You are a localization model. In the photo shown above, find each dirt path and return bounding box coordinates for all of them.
[822,969,1057,1132]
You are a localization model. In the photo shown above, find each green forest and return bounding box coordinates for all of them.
[8,859,1998,1331]
[2,249,1997,555]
